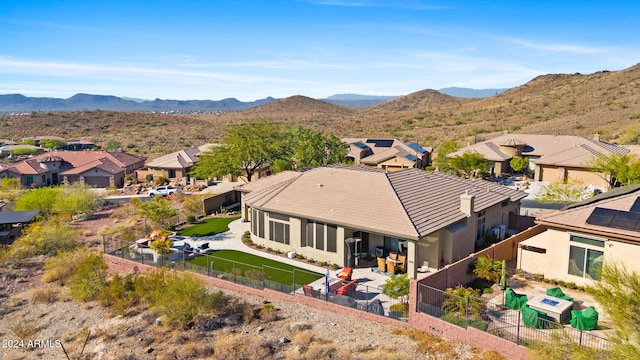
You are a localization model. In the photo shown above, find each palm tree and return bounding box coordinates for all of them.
[472,255,501,283]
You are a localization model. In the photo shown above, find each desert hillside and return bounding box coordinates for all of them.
[2,63,639,156]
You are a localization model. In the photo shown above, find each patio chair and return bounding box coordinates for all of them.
[386,259,397,274]
[417,260,429,273]
[337,267,353,282]
[397,254,407,273]
[377,256,386,272]
[388,251,398,260]
[505,287,528,310]
[302,284,320,298]
[522,305,547,329]
[546,287,573,302]
[570,306,598,330]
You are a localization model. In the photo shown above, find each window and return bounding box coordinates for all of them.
[258,211,264,238]
[305,221,314,248]
[568,235,604,280]
[315,222,324,250]
[326,224,337,253]
[268,212,289,245]
[168,169,176,178]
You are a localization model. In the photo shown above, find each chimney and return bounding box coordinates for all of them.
[460,190,475,217]
[593,133,601,142]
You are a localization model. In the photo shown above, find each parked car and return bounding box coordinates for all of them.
[148,185,179,197]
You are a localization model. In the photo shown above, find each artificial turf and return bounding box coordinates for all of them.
[187,249,323,286]
[176,216,240,237]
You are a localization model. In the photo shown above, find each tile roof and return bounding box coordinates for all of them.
[536,186,640,242]
[243,165,527,240]
[145,144,213,169]
[0,150,145,177]
[343,138,431,166]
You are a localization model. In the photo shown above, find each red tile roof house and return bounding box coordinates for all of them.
[0,150,145,188]
[449,133,629,189]
[237,165,527,279]
[517,184,640,287]
[343,138,433,171]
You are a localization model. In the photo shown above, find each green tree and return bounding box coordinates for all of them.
[382,273,410,307]
[280,125,347,170]
[105,139,122,152]
[41,139,67,150]
[442,285,485,318]
[587,153,640,189]
[433,140,459,174]
[588,264,640,359]
[535,180,592,206]
[6,216,80,261]
[510,156,529,175]
[191,120,286,182]
[69,251,108,301]
[136,196,178,226]
[473,255,502,283]
[53,183,103,219]
[1,177,22,190]
[14,187,60,218]
[449,152,490,179]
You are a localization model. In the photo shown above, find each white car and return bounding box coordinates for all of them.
[148,185,179,197]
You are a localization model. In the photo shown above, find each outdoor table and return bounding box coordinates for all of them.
[527,294,574,323]
[386,256,403,265]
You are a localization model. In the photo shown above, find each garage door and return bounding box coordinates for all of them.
[84,176,111,188]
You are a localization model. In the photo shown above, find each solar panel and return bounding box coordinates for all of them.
[585,207,616,227]
[407,142,427,154]
[586,206,640,232]
[353,141,368,149]
[366,139,394,147]
[405,154,418,161]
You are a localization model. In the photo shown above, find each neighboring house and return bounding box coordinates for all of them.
[0,150,145,188]
[237,165,526,279]
[343,138,432,171]
[138,144,212,184]
[517,184,640,287]
[0,210,39,244]
[450,133,629,188]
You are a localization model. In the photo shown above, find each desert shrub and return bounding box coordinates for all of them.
[259,302,277,322]
[442,285,485,319]
[9,312,40,341]
[69,251,108,301]
[145,174,154,182]
[245,269,263,281]
[98,274,141,315]
[331,263,340,270]
[213,334,270,360]
[43,248,92,284]
[7,216,80,261]
[142,270,230,326]
[441,312,488,331]
[186,215,197,224]
[155,176,169,186]
[396,329,459,358]
[292,330,315,350]
[30,288,59,304]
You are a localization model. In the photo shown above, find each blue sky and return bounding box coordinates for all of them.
[1,0,639,101]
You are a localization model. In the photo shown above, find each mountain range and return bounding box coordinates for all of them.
[0,88,507,112]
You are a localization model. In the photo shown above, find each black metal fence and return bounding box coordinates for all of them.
[417,283,611,355]
[104,236,405,322]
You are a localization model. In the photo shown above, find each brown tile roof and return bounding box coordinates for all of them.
[536,186,640,242]
[243,165,527,240]
[1,150,144,177]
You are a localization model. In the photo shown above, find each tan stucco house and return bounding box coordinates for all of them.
[343,138,432,171]
[238,165,526,279]
[517,184,640,287]
[450,134,629,188]
[137,144,212,184]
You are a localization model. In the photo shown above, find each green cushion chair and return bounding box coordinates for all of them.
[570,306,598,330]
[546,287,574,302]
[521,305,547,329]
[505,287,528,310]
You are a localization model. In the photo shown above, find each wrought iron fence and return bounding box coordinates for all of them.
[104,236,405,322]
[417,283,611,355]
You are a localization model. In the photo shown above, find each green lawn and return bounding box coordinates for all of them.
[177,216,240,237]
[187,250,323,286]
